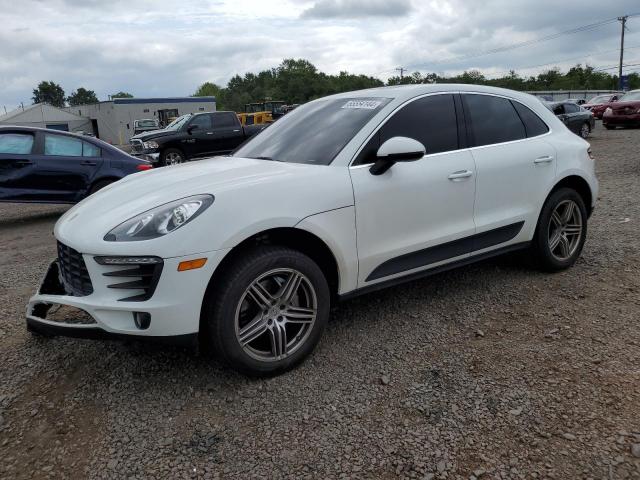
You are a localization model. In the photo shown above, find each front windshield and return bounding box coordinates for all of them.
[166,114,191,130]
[588,95,612,104]
[233,97,392,165]
[137,120,157,127]
[619,91,640,102]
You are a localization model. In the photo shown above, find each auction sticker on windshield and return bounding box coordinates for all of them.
[342,100,383,110]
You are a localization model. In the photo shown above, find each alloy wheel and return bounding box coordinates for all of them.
[547,200,583,261]
[165,152,184,165]
[234,268,317,362]
[580,123,590,139]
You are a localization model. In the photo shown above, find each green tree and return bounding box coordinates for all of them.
[32,81,66,107]
[194,82,225,108]
[111,91,133,98]
[67,87,98,106]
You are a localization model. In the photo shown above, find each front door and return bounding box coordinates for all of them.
[183,114,216,157]
[0,131,38,201]
[350,94,477,286]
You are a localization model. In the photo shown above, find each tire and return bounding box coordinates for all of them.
[604,125,615,130]
[531,187,588,272]
[579,122,590,139]
[88,179,114,196]
[159,148,186,166]
[202,246,330,376]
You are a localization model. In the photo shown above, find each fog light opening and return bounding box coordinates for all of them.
[133,312,151,330]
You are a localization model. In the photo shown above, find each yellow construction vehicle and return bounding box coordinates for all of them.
[237,100,286,126]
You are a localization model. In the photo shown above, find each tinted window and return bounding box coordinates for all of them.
[552,104,564,115]
[234,97,391,165]
[355,94,459,165]
[0,133,34,154]
[463,94,526,147]
[189,114,212,130]
[83,141,101,157]
[44,134,82,156]
[214,112,238,128]
[564,103,579,114]
[512,101,549,138]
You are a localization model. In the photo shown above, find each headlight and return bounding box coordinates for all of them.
[104,194,214,242]
[142,141,159,150]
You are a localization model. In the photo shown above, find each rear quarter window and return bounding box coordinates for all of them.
[511,101,549,138]
[463,94,526,147]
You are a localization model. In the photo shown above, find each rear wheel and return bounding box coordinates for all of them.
[579,122,590,139]
[160,148,185,166]
[531,188,588,272]
[202,246,330,376]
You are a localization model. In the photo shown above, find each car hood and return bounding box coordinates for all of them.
[55,156,355,257]
[130,129,175,141]
[609,100,640,110]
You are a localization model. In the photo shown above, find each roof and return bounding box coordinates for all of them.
[0,103,86,123]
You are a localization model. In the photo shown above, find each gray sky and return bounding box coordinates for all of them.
[1,0,639,109]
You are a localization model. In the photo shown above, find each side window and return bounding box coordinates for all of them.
[463,94,526,147]
[44,134,83,157]
[0,133,34,154]
[564,103,579,114]
[188,114,213,130]
[355,94,459,165]
[552,104,565,115]
[214,113,239,128]
[82,141,101,157]
[511,101,549,138]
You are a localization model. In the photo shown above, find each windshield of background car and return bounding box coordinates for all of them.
[233,97,392,165]
[137,120,157,127]
[166,115,191,130]
[619,91,640,102]
[589,95,612,104]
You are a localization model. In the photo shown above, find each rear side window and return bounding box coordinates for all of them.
[215,113,239,128]
[463,94,526,147]
[564,103,579,114]
[44,134,83,156]
[355,94,459,164]
[511,101,549,138]
[0,133,34,154]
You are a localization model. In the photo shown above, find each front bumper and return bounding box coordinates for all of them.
[26,249,229,342]
[131,152,160,163]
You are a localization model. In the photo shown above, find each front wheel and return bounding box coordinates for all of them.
[202,247,330,376]
[160,148,185,166]
[531,188,588,272]
[579,122,591,139]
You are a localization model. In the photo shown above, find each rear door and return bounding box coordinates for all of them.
[211,112,245,152]
[462,93,556,249]
[27,132,104,202]
[0,131,37,201]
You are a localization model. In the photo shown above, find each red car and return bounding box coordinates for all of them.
[602,90,640,129]
[582,93,622,119]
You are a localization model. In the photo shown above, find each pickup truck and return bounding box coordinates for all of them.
[130,111,266,166]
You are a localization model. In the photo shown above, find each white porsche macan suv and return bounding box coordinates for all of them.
[27,85,598,376]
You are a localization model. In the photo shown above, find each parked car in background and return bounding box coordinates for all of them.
[130,111,266,166]
[0,126,151,203]
[566,98,587,106]
[582,93,622,119]
[27,85,597,376]
[602,89,640,129]
[133,119,159,136]
[546,102,595,138]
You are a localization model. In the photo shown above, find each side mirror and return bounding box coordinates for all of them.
[369,137,426,176]
[187,124,199,134]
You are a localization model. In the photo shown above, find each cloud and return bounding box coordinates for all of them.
[301,0,413,19]
[0,0,639,108]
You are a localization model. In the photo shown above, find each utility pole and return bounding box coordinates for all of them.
[618,15,628,89]
[395,67,406,80]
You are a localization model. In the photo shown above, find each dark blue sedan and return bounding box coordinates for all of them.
[0,126,152,203]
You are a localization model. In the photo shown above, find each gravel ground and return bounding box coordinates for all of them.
[0,126,639,480]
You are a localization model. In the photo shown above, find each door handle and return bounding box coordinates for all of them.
[233,129,241,132]
[14,159,34,166]
[80,160,97,166]
[206,132,214,135]
[534,155,554,164]
[448,170,473,180]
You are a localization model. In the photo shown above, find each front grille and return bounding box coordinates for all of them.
[97,259,164,302]
[57,242,94,296]
[130,139,144,153]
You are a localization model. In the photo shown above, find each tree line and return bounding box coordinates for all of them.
[31,59,640,111]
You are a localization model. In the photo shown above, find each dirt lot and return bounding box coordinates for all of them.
[0,127,639,480]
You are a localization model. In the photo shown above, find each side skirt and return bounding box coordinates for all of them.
[339,241,530,302]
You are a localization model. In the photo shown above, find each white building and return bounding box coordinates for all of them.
[0,103,92,132]
[67,97,217,145]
